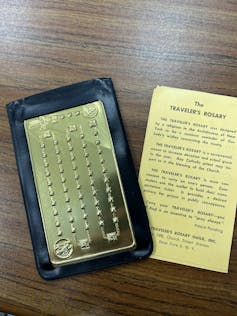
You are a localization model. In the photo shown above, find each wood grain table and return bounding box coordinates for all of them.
[1,1,237,315]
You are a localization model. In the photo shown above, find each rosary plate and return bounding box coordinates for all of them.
[24,101,136,266]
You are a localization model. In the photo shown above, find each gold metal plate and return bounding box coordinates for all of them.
[24,101,136,266]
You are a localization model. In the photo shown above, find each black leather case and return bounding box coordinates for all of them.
[6,78,152,280]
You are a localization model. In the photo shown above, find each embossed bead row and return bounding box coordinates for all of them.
[89,119,120,240]
[79,124,107,239]
[67,126,91,248]
[52,133,76,236]
[40,136,62,238]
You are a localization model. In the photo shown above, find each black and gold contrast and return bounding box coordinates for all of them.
[7,78,152,279]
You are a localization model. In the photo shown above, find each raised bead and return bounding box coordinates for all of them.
[111,206,116,213]
[97,209,102,216]
[94,199,99,206]
[45,169,50,177]
[108,195,114,203]
[69,124,77,132]
[106,186,111,193]
[90,120,97,128]
[113,217,118,223]
[104,176,109,183]
[44,131,51,138]
[57,229,62,236]
[49,189,54,196]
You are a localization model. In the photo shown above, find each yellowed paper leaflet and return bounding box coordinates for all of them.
[139,86,237,272]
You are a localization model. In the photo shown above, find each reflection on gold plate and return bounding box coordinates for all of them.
[24,101,136,266]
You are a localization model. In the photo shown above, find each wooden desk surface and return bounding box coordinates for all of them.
[1,1,237,315]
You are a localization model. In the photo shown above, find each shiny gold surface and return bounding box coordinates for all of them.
[24,101,135,266]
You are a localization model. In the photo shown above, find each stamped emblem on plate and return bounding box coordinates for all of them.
[54,239,73,259]
[82,103,98,118]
